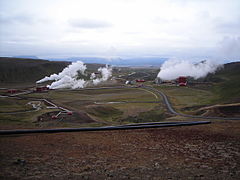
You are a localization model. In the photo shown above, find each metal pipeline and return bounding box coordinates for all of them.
[0,121,210,135]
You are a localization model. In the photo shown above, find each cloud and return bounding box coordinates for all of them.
[153,17,180,24]
[69,18,113,29]
[218,36,240,60]
[0,13,35,25]
[215,19,240,34]
[0,0,239,60]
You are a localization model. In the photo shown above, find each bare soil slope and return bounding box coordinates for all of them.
[1,121,240,179]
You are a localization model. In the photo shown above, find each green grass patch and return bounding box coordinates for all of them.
[25,88,157,107]
[122,106,165,123]
[0,98,33,112]
[85,105,123,122]
[155,86,217,114]
[110,103,158,118]
[0,107,58,128]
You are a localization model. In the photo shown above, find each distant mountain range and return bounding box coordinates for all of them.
[47,57,168,66]
[13,55,39,59]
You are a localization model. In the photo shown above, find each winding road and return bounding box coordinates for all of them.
[143,86,240,120]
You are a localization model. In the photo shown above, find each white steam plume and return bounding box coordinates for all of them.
[37,61,87,89]
[37,61,86,83]
[90,73,96,80]
[36,61,112,89]
[49,77,86,89]
[157,59,221,80]
[92,65,112,85]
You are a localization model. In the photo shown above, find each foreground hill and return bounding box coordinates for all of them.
[0,57,105,85]
[1,122,240,179]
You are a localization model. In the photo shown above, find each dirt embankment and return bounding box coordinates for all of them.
[1,121,240,179]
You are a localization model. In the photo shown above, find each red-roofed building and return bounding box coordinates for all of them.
[178,76,187,86]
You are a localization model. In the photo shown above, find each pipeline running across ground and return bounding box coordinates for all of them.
[0,121,210,135]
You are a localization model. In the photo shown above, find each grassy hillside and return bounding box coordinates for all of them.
[0,57,70,84]
[0,57,105,86]
[208,62,240,103]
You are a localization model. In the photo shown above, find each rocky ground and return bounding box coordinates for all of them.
[0,120,240,180]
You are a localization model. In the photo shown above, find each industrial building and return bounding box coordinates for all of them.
[35,86,49,92]
[155,76,187,86]
[178,76,187,86]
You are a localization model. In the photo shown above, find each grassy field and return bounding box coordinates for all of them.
[121,105,166,123]
[0,98,33,113]
[23,88,158,105]
[82,102,169,125]
[50,88,162,124]
[1,61,239,128]
[0,108,56,129]
[2,83,236,129]
[155,85,218,114]
[0,87,165,128]
[154,83,240,117]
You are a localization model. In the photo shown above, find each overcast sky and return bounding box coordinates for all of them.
[0,0,239,61]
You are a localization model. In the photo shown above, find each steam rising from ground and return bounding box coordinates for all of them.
[37,61,112,89]
[36,61,87,83]
[157,59,221,80]
[92,65,112,85]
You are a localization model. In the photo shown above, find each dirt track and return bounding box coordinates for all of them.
[1,121,240,180]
